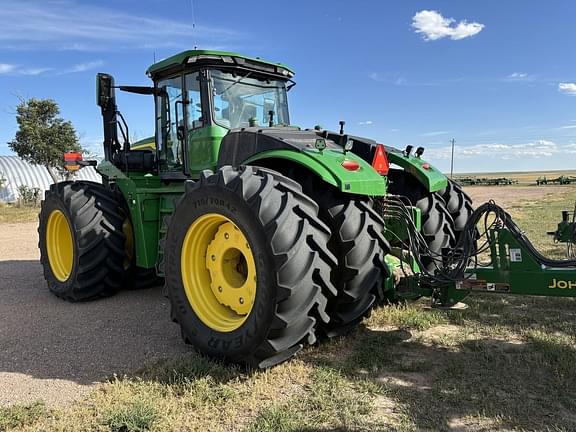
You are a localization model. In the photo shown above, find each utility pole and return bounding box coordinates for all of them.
[450,138,455,179]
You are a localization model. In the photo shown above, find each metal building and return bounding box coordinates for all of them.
[0,156,101,203]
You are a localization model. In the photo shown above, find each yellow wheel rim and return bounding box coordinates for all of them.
[123,217,134,270]
[181,213,257,332]
[46,209,74,282]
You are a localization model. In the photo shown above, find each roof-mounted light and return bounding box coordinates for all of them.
[187,55,223,63]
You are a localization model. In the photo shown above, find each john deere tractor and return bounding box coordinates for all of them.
[39,50,576,368]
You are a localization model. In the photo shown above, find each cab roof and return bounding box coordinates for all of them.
[146,49,295,78]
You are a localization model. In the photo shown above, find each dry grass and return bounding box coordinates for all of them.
[2,186,576,431]
[0,203,39,224]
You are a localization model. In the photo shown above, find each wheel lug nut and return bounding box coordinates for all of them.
[224,233,229,239]
[239,297,244,304]
[218,286,223,292]
[211,255,216,261]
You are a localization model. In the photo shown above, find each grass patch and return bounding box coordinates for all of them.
[343,329,408,372]
[0,402,49,431]
[0,203,39,223]
[248,406,299,432]
[367,301,449,330]
[507,188,576,258]
[102,399,159,432]
[136,353,238,396]
[526,330,576,385]
[248,367,373,431]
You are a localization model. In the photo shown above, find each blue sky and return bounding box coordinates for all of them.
[0,0,575,173]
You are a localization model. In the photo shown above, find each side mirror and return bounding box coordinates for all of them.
[96,73,115,108]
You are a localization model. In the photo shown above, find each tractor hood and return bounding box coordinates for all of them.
[217,127,387,196]
[218,127,447,194]
[218,127,375,167]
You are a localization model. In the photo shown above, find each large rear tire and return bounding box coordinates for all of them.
[261,163,391,337]
[437,179,475,245]
[38,181,125,301]
[388,170,456,274]
[308,193,391,337]
[164,166,337,368]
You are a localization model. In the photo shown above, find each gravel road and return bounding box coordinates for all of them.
[0,222,188,407]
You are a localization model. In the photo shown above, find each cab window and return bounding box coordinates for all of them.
[211,70,290,129]
[156,75,184,172]
[185,72,203,130]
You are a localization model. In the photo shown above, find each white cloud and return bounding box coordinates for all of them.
[504,72,534,82]
[0,0,242,51]
[0,63,17,73]
[368,72,406,85]
[65,61,104,74]
[420,130,451,137]
[18,67,52,76]
[412,10,484,41]
[358,120,373,126]
[0,63,52,75]
[0,61,98,76]
[426,140,574,161]
[508,72,528,80]
[559,83,576,95]
[566,143,576,154]
[559,124,576,130]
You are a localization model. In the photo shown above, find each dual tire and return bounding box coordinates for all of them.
[388,171,475,274]
[39,181,125,301]
[39,181,159,301]
[164,166,337,367]
[298,185,391,337]
[164,166,395,367]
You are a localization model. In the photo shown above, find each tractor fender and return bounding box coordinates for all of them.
[244,149,387,196]
[311,131,447,193]
[385,148,447,193]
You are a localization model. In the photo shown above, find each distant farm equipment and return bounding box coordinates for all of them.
[454,176,518,186]
[536,175,576,186]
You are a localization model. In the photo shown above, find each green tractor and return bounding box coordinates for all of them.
[38,50,477,368]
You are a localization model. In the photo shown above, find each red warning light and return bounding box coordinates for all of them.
[341,159,360,171]
[372,144,389,176]
[64,152,83,172]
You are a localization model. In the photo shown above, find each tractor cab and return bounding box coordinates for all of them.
[148,51,294,179]
[97,50,295,180]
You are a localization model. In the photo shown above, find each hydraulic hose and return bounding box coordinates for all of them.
[462,201,576,269]
[378,197,576,289]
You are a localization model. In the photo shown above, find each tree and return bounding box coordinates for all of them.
[8,98,83,183]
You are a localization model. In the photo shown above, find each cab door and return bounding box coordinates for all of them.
[185,71,226,177]
[155,75,186,178]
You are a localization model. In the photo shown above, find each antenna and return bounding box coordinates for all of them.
[190,0,198,50]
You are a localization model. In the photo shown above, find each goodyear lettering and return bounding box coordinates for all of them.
[548,279,576,289]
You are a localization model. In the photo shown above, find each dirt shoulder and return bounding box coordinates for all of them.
[0,222,186,407]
